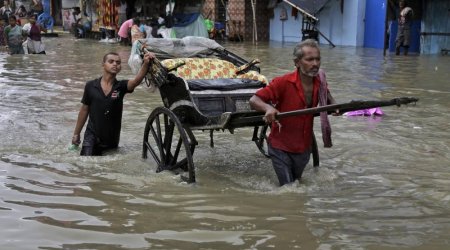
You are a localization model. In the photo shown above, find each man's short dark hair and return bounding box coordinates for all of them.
[293,39,320,61]
[103,52,120,63]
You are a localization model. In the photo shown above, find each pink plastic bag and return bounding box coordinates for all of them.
[344,107,384,116]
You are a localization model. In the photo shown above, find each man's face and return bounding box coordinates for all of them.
[399,1,406,8]
[103,55,122,74]
[8,17,16,26]
[296,46,321,77]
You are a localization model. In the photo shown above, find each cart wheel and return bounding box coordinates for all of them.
[253,125,270,158]
[142,107,196,183]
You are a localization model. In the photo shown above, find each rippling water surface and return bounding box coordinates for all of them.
[1,34,449,250]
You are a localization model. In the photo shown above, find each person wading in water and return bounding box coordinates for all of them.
[71,51,155,156]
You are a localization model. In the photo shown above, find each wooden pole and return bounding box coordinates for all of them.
[228,97,419,127]
[283,0,318,22]
[251,0,258,44]
[283,0,335,47]
[383,0,389,56]
[254,0,258,43]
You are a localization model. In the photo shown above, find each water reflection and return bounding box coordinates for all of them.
[0,34,449,249]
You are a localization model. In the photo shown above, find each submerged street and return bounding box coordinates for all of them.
[0,34,449,249]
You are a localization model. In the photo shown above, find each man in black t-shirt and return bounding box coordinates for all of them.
[71,51,154,156]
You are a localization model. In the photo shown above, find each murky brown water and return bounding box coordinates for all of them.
[1,34,449,250]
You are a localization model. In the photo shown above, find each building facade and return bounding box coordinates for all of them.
[203,0,270,42]
[269,0,449,54]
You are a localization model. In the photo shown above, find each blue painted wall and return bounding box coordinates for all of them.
[269,3,302,43]
[362,0,427,53]
[269,0,445,54]
[269,0,365,46]
[364,0,386,49]
[420,0,450,54]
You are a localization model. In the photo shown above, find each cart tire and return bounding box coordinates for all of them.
[142,107,196,183]
[253,125,270,158]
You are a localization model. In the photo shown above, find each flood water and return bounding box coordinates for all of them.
[1,34,449,250]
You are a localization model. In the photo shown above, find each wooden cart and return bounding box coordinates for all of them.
[129,37,418,183]
[129,37,275,183]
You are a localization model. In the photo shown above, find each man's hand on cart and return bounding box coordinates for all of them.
[142,51,155,65]
[264,107,283,132]
[263,106,279,124]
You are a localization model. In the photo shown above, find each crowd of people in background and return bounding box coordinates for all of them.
[1,0,43,22]
[106,12,174,45]
[71,6,91,39]
[0,0,174,53]
[0,0,46,54]
[66,0,174,46]
[115,15,172,46]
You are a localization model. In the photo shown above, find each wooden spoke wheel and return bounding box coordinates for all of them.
[142,107,196,183]
[253,124,270,158]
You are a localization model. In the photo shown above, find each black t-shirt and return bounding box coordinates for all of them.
[81,77,132,147]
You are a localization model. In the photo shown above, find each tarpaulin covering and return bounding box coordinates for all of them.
[173,14,208,38]
[173,13,201,27]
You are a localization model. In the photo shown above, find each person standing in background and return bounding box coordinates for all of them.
[22,14,46,54]
[0,0,13,22]
[130,18,144,45]
[31,0,44,16]
[14,5,28,18]
[117,18,133,45]
[395,0,413,55]
[0,18,6,50]
[117,0,127,27]
[4,15,24,54]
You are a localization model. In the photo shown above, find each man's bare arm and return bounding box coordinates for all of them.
[127,52,155,91]
[249,95,279,123]
[72,104,89,145]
